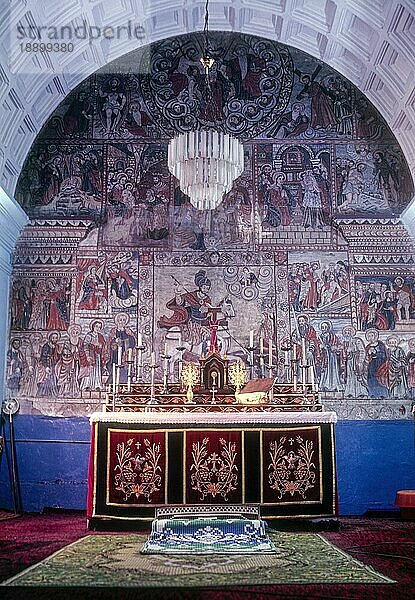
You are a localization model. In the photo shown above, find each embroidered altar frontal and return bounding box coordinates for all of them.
[88,412,337,522]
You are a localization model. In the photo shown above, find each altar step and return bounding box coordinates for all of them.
[141,505,278,554]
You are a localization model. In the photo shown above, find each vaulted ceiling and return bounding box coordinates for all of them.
[1,0,415,207]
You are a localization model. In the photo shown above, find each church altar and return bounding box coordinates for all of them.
[87,408,337,524]
[87,332,338,524]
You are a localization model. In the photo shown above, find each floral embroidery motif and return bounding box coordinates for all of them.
[268,435,316,499]
[190,437,238,501]
[114,438,162,502]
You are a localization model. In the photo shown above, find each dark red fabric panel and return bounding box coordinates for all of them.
[107,430,166,505]
[185,430,242,504]
[262,427,322,504]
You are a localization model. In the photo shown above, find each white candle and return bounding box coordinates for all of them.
[151,351,155,366]
[127,347,132,362]
[260,337,264,354]
[164,342,167,356]
[137,332,142,347]
[302,338,306,366]
[268,339,272,366]
[249,330,254,348]
[292,343,297,391]
[112,362,116,396]
[117,345,122,365]
[310,365,315,391]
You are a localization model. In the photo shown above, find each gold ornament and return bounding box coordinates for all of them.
[180,362,200,404]
[228,361,248,400]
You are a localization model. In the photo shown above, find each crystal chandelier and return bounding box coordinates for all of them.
[168,130,244,211]
[167,0,244,211]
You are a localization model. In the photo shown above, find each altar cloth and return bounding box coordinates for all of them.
[90,410,337,425]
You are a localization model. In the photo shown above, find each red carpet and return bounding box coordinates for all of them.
[0,512,414,599]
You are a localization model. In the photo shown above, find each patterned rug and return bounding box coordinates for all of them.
[141,518,277,554]
[0,511,21,522]
[2,532,394,588]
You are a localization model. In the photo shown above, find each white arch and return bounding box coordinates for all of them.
[1,0,415,203]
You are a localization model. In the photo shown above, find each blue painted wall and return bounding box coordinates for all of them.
[1,416,414,515]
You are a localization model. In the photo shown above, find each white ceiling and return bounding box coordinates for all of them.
[1,0,415,202]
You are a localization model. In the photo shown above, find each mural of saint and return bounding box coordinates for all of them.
[37,332,61,397]
[10,279,33,330]
[62,91,92,136]
[80,320,107,391]
[98,77,127,134]
[106,313,136,384]
[263,172,293,227]
[28,280,49,330]
[292,314,321,382]
[407,338,415,399]
[46,279,70,331]
[158,270,212,329]
[274,102,309,138]
[300,170,325,229]
[393,276,414,321]
[318,321,343,392]
[364,329,388,398]
[6,338,26,393]
[385,336,409,399]
[296,67,337,131]
[55,342,80,397]
[78,264,107,311]
[341,326,367,398]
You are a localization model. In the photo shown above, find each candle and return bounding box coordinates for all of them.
[310,365,315,391]
[268,339,272,366]
[260,337,264,354]
[151,351,155,366]
[117,345,122,365]
[302,338,306,366]
[137,332,142,347]
[127,368,131,392]
[292,343,297,391]
[112,362,116,396]
[249,330,254,348]
[164,342,167,356]
[127,347,132,362]
[116,360,120,388]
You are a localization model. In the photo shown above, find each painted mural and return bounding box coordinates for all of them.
[11,32,414,419]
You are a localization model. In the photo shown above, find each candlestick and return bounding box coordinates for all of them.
[149,356,156,410]
[176,346,186,380]
[249,348,255,380]
[162,352,171,394]
[112,362,116,397]
[259,352,265,379]
[135,343,144,382]
[292,343,297,392]
[310,364,315,391]
[127,363,132,392]
[302,338,306,366]
[116,362,120,389]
